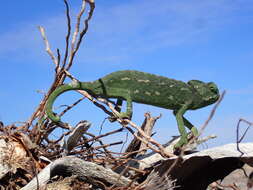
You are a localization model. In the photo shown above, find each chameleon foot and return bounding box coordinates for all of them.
[118,112,131,120]
[108,116,117,122]
[108,112,131,123]
[174,138,188,155]
[174,136,188,149]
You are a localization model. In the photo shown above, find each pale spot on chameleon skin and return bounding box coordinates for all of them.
[70,80,80,88]
[180,87,189,91]
[134,90,140,94]
[169,85,174,88]
[168,95,174,100]
[138,79,150,83]
[155,91,160,95]
[145,91,151,96]
[121,77,131,80]
[160,82,166,85]
[204,96,213,101]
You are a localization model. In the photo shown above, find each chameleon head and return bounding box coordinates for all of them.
[187,80,220,109]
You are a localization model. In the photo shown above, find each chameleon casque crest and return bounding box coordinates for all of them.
[45,70,220,148]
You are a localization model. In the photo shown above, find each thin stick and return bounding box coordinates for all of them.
[92,141,123,150]
[62,0,71,69]
[38,26,58,67]
[56,48,61,73]
[66,0,95,70]
[236,118,253,156]
[79,128,124,145]
[59,96,85,117]
[71,0,86,53]
[77,90,114,116]
[197,91,226,137]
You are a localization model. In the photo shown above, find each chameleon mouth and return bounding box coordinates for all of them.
[213,93,220,102]
[203,93,220,104]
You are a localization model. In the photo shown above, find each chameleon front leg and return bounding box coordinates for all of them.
[182,116,198,137]
[173,104,190,149]
[173,111,198,137]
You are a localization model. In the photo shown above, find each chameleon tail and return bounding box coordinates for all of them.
[45,81,82,123]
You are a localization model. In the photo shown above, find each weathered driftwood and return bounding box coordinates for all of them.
[125,113,160,158]
[129,135,216,171]
[21,156,132,190]
[0,139,12,179]
[153,143,253,190]
[0,137,32,180]
[140,172,176,190]
[61,120,91,155]
[209,164,253,190]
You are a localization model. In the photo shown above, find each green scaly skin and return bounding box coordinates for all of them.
[45,70,220,149]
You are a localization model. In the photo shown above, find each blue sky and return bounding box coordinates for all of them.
[0,0,253,149]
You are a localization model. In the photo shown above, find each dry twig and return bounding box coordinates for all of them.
[38,26,58,67]
[236,118,253,156]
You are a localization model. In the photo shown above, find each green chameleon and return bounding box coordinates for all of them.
[45,70,220,148]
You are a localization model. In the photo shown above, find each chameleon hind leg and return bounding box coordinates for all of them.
[108,89,133,121]
[119,94,133,120]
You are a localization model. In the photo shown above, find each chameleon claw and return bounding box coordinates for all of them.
[173,129,199,154]
[108,116,117,122]
[191,127,199,137]
[118,112,132,120]
[108,112,131,123]
[174,137,188,149]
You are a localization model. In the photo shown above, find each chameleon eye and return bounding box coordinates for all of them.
[208,83,218,93]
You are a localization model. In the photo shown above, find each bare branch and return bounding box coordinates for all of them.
[59,97,85,117]
[198,90,226,136]
[236,118,253,156]
[71,0,86,53]
[62,0,71,69]
[56,48,61,73]
[66,0,95,70]
[38,26,58,67]
[26,0,95,139]
[79,128,124,145]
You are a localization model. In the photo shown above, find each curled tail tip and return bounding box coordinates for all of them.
[45,111,61,123]
[49,114,61,123]
[52,116,61,123]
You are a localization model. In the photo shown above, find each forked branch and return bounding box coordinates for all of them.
[26,0,95,135]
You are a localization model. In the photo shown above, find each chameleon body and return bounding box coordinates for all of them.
[45,70,220,148]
